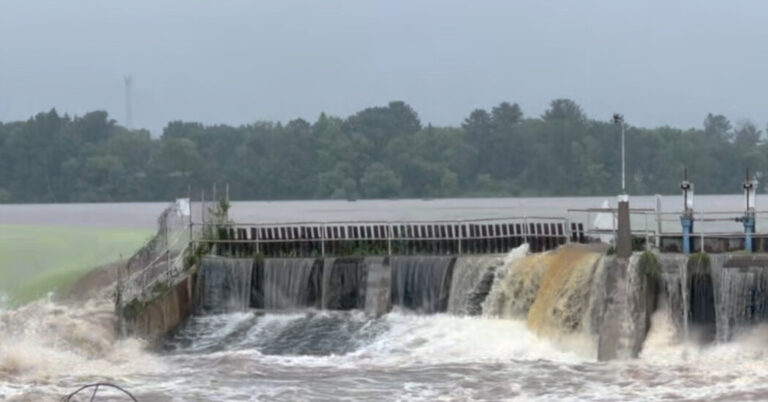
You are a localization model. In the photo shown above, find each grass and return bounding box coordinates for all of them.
[0,224,152,306]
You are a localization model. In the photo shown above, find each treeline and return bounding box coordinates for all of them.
[0,99,764,203]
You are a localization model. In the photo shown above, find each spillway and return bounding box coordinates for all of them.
[710,255,768,342]
[195,256,253,314]
[187,244,768,367]
[263,258,322,309]
[447,255,504,315]
[390,256,455,313]
[321,257,367,310]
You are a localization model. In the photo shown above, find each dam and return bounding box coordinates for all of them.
[116,176,768,365]
[7,194,768,400]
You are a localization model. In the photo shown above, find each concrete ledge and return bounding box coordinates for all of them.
[121,273,196,345]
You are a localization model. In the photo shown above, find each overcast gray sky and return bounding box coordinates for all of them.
[1,0,766,134]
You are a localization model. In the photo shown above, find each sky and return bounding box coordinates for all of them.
[1,0,767,134]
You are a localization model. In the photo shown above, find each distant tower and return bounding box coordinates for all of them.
[124,75,133,129]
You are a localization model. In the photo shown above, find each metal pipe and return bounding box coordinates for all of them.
[613,113,626,195]
[621,122,626,194]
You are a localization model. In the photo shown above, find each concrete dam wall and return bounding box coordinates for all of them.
[127,244,768,361]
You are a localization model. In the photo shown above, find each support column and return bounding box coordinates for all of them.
[616,197,632,258]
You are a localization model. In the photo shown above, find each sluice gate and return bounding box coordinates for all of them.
[197,218,587,257]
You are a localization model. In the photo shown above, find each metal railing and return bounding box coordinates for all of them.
[116,200,192,330]
[568,207,768,251]
[192,216,580,256]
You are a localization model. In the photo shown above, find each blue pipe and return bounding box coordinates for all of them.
[744,213,756,252]
[681,215,693,254]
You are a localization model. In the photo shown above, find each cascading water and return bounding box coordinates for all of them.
[483,244,540,319]
[688,254,715,343]
[710,255,768,342]
[525,245,603,337]
[657,254,720,344]
[195,256,253,313]
[484,244,605,357]
[263,258,322,309]
[13,247,768,400]
[250,256,264,308]
[657,254,689,340]
[0,297,163,399]
[321,257,367,310]
[390,256,455,313]
[447,254,504,315]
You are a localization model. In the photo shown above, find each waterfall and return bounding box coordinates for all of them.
[657,254,719,343]
[657,254,689,340]
[263,258,322,309]
[681,253,690,342]
[526,245,603,337]
[657,254,768,343]
[321,257,367,310]
[711,255,768,342]
[390,256,455,313]
[482,244,544,319]
[250,256,264,309]
[483,244,605,357]
[688,254,715,343]
[195,257,253,314]
[447,255,504,315]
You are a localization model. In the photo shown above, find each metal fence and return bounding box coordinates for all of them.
[568,207,768,251]
[116,199,192,319]
[193,216,584,256]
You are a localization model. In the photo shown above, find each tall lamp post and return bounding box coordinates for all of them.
[613,113,627,199]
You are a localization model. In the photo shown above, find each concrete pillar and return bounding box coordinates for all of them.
[364,257,391,317]
[616,200,632,258]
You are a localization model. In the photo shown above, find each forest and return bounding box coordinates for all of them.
[0,99,763,203]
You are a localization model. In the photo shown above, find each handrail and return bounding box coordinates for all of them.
[570,208,768,216]
[193,216,576,257]
[567,208,655,213]
[633,210,768,216]
[190,215,569,227]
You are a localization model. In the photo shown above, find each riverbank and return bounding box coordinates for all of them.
[0,224,150,305]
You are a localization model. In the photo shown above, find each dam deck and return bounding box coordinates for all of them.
[196,218,587,257]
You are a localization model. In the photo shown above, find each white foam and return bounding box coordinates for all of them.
[0,297,164,398]
[355,312,586,365]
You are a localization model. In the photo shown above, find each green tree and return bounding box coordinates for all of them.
[361,162,401,198]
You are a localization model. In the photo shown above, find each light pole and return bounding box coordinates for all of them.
[613,113,626,197]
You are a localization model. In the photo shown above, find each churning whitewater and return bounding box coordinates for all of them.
[4,245,768,400]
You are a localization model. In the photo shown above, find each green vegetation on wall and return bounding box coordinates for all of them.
[639,250,660,285]
[687,252,712,279]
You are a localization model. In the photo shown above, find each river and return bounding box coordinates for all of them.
[1,196,768,401]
